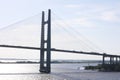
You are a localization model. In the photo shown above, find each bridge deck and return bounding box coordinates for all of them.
[0,45,120,57]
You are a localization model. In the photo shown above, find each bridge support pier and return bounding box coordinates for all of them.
[116,57,118,64]
[102,53,105,67]
[110,56,112,64]
[119,57,120,64]
[40,9,51,73]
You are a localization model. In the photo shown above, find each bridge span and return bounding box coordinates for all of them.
[0,9,120,73]
[0,44,120,72]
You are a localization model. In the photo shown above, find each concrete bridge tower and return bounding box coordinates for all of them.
[40,9,51,73]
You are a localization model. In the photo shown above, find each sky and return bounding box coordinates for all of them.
[0,0,119,60]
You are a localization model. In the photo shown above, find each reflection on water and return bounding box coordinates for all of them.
[0,63,94,80]
[0,64,57,80]
[0,63,120,80]
[0,63,93,73]
[0,64,39,73]
[0,74,55,80]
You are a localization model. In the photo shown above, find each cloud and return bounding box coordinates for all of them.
[65,3,106,11]
[52,17,95,28]
[65,3,120,23]
[65,4,84,8]
[70,18,95,28]
[99,11,120,22]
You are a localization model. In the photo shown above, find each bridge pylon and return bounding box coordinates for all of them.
[40,9,51,73]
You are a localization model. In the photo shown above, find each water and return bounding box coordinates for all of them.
[0,63,93,73]
[0,63,120,80]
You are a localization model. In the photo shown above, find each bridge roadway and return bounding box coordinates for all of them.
[0,44,120,57]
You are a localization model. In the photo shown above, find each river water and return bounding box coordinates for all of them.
[0,63,120,80]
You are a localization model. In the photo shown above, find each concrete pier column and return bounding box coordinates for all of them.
[116,57,118,64]
[113,57,115,64]
[110,56,112,64]
[102,54,105,66]
[119,57,120,64]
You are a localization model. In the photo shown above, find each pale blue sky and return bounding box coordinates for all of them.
[0,0,120,60]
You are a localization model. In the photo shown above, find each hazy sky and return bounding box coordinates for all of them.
[0,0,120,60]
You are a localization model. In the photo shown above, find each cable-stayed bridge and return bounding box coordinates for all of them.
[0,9,120,73]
